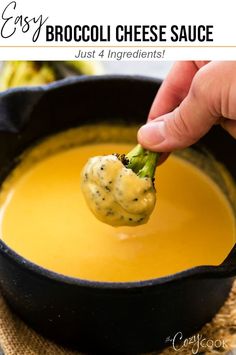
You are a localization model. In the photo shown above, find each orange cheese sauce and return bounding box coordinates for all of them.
[0,141,235,282]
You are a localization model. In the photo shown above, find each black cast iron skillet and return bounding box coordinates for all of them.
[0,75,235,354]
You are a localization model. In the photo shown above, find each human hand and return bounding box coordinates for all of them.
[138,61,236,155]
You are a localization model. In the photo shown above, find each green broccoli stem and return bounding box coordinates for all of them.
[126,144,160,179]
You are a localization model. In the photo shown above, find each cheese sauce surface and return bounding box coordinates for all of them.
[0,139,235,282]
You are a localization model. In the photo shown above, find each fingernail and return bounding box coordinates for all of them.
[138,121,165,147]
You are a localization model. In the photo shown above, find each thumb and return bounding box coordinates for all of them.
[138,75,219,152]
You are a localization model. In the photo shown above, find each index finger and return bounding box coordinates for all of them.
[148,61,209,121]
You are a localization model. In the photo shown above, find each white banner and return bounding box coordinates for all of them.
[0,0,235,60]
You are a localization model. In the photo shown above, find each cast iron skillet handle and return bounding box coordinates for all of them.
[192,246,236,280]
[0,86,45,133]
[216,245,236,278]
[0,76,99,133]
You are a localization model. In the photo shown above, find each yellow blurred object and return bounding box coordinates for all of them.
[0,61,102,91]
[65,61,103,75]
[0,62,55,90]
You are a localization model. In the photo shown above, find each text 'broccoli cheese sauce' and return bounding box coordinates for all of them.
[0,132,235,282]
